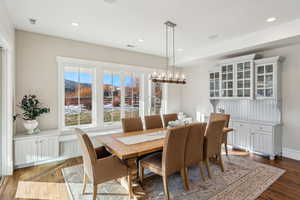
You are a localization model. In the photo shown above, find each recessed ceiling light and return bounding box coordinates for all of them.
[29,18,37,25]
[71,22,79,27]
[266,17,277,23]
[104,0,117,4]
[126,44,135,48]
[138,38,144,42]
[208,34,219,40]
[177,48,184,51]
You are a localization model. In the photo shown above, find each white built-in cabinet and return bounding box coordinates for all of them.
[228,120,282,160]
[209,54,282,100]
[14,130,59,168]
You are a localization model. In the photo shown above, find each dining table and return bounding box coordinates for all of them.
[96,126,233,199]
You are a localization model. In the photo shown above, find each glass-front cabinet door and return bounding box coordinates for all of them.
[220,64,234,97]
[256,64,274,98]
[209,71,220,99]
[236,61,252,98]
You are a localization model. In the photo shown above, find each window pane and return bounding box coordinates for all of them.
[266,65,273,73]
[64,67,94,127]
[103,73,113,123]
[125,76,140,118]
[65,98,79,126]
[257,66,264,74]
[79,70,93,125]
[151,82,163,115]
[64,68,79,98]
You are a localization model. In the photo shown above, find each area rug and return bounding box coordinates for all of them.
[62,155,285,200]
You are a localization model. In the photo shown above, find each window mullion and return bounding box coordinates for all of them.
[78,68,81,126]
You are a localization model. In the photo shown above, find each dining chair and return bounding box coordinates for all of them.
[121,117,144,133]
[209,113,231,156]
[76,128,133,200]
[162,113,178,128]
[139,126,190,200]
[144,115,163,130]
[184,122,207,189]
[204,120,226,178]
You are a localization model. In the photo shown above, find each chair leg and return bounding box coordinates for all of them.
[162,175,170,200]
[180,168,189,191]
[82,173,88,194]
[128,172,133,199]
[204,158,212,179]
[139,164,144,184]
[93,184,97,200]
[224,142,229,157]
[218,153,225,172]
[199,161,206,181]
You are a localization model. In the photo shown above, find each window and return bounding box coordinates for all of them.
[58,57,166,131]
[103,72,141,124]
[150,82,164,115]
[64,67,95,127]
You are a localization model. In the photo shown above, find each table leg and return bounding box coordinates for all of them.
[119,158,147,199]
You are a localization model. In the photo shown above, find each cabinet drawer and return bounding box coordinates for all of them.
[253,125,273,133]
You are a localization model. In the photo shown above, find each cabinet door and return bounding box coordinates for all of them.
[251,131,273,155]
[236,61,252,98]
[227,131,234,146]
[14,139,37,165]
[37,137,59,162]
[234,123,251,150]
[221,64,234,97]
[256,64,275,98]
[209,71,220,99]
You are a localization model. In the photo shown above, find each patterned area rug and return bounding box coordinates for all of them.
[62,155,285,200]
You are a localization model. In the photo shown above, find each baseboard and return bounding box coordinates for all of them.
[283,148,300,161]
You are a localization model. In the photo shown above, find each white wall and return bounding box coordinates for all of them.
[0,0,15,175]
[181,43,300,152]
[16,30,181,132]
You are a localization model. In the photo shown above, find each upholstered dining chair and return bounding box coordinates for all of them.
[76,128,132,200]
[184,122,207,189]
[121,117,144,133]
[204,120,226,178]
[162,113,178,128]
[144,115,163,130]
[209,113,231,156]
[139,126,190,200]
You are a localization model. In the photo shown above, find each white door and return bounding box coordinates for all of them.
[234,123,251,150]
[14,139,37,165]
[37,137,59,162]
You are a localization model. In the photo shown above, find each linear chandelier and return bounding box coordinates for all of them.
[151,21,186,84]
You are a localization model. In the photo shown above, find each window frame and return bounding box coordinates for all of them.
[58,58,97,130]
[57,57,162,132]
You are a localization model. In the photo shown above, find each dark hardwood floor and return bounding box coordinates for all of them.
[1,150,300,200]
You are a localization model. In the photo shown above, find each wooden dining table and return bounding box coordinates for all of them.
[96,126,233,199]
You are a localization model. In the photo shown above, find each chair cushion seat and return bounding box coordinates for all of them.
[140,152,163,175]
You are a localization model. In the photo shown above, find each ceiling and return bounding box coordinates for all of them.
[4,0,300,66]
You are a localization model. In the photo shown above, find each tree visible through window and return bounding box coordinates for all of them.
[64,67,93,127]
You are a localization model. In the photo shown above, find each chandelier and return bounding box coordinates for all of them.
[150,21,186,84]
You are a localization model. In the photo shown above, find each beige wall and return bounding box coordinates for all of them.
[15,30,171,133]
[181,44,300,152]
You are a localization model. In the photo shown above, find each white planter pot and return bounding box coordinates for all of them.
[23,120,39,134]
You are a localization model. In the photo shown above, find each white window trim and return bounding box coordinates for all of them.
[57,56,165,132]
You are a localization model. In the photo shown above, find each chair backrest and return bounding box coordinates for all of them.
[162,125,189,176]
[144,115,163,130]
[209,113,230,127]
[121,117,144,133]
[76,128,96,180]
[163,113,178,127]
[204,120,226,158]
[185,122,207,166]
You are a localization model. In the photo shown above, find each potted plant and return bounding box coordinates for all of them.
[14,95,50,134]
